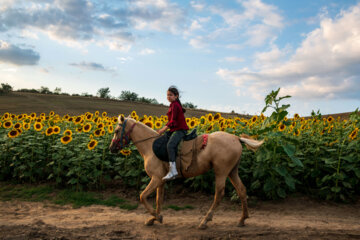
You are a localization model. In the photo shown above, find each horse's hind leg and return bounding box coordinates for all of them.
[198,175,226,229]
[140,177,162,226]
[228,166,249,227]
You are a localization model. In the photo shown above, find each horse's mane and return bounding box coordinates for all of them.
[125,117,158,135]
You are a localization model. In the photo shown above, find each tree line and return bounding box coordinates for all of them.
[0,83,197,109]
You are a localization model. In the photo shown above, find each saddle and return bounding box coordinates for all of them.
[152,129,208,174]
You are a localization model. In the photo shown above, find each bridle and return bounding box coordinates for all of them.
[111,119,159,151]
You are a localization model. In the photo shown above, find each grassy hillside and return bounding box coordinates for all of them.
[0,92,250,118]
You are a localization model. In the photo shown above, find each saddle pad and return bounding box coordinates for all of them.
[152,134,208,173]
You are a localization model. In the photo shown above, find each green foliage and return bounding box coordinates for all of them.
[0,83,13,95]
[183,102,197,109]
[97,87,111,98]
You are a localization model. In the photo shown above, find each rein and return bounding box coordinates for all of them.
[112,120,159,150]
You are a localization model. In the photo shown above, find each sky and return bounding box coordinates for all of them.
[0,0,360,117]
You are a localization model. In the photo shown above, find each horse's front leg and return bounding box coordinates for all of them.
[140,177,162,226]
[155,183,165,223]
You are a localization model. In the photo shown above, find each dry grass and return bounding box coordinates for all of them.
[0,92,250,118]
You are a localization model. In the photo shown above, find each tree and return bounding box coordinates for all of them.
[39,86,52,94]
[54,87,61,95]
[183,102,197,109]
[97,87,111,98]
[0,83,13,95]
[119,90,138,101]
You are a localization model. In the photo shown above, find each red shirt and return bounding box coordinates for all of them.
[166,101,189,132]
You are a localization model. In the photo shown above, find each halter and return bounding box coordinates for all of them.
[112,119,136,150]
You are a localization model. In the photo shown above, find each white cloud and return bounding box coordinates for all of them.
[224,57,244,63]
[189,36,208,49]
[190,1,205,11]
[139,48,155,55]
[217,3,360,100]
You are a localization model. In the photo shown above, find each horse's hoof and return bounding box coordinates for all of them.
[237,221,245,227]
[157,215,163,224]
[198,223,208,230]
[145,217,156,226]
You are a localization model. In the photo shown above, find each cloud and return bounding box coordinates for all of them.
[216,3,360,100]
[0,0,185,49]
[223,57,244,63]
[69,61,114,72]
[190,1,205,11]
[0,41,40,65]
[189,36,208,49]
[139,48,155,55]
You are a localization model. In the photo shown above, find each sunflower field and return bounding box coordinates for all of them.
[0,89,359,201]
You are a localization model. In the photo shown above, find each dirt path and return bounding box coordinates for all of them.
[0,194,360,240]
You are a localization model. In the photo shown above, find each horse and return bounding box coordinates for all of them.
[109,115,264,229]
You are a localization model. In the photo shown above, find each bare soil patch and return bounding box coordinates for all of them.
[1,193,359,240]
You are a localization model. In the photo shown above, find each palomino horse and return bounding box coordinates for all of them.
[109,115,264,229]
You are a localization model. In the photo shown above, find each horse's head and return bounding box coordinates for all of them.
[109,115,135,153]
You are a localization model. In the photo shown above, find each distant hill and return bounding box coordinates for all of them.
[0,92,251,119]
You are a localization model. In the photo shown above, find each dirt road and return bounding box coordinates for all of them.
[0,194,359,240]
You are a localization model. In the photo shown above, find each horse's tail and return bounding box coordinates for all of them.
[239,134,264,152]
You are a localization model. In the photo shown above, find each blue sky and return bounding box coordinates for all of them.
[1,0,360,117]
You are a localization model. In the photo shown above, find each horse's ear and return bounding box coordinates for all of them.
[118,114,125,123]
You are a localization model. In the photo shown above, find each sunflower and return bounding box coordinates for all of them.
[101,129,105,136]
[17,114,24,121]
[349,128,358,140]
[94,129,102,137]
[291,122,296,128]
[206,124,213,132]
[45,127,54,136]
[86,113,93,121]
[49,111,55,116]
[294,113,300,120]
[214,113,221,121]
[23,123,30,130]
[327,116,334,124]
[34,122,43,131]
[102,112,107,118]
[189,120,196,128]
[13,122,22,129]
[30,112,36,119]
[144,121,153,129]
[3,120,12,129]
[74,116,82,124]
[300,125,306,131]
[63,129,72,136]
[293,129,300,136]
[53,126,60,134]
[278,123,286,132]
[87,139,98,150]
[68,117,73,122]
[120,149,132,156]
[250,115,258,123]
[76,126,82,133]
[3,112,10,120]
[155,121,162,129]
[112,117,118,124]
[328,125,334,134]
[108,125,114,133]
[207,114,213,122]
[61,135,72,144]
[8,129,19,138]
[186,118,190,124]
[97,123,104,129]
[320,129,326,136]
[95,111,99,117]
[131,111,137,118]
[83,123,92,132]
[200,116,206,125]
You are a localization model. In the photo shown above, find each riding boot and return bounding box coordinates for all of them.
[162,162,178,181]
